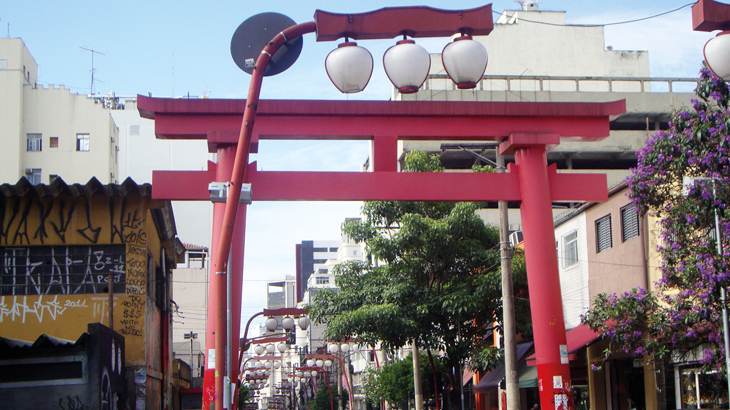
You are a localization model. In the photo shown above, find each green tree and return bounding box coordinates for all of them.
[308,151,530,404]
[582,66,730,371]
[307,384,341,410]
[363,353,447,410]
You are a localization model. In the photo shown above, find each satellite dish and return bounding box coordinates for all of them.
[231,13,303,77]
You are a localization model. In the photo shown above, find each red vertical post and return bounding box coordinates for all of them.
[508,136,573,410]
[203,145,237,410]
[230,200,247,401]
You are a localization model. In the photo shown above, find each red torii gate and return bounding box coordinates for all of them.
[138,95,625,410]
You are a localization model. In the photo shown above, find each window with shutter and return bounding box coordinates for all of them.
[596,215,612,253]
[621,204,639,242]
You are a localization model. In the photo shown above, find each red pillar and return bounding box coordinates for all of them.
[511,138,573,410]
[203,145,247,410]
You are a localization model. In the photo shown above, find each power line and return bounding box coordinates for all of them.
[493,3,694,27]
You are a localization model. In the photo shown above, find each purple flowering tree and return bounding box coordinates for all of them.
[582,66,730,371]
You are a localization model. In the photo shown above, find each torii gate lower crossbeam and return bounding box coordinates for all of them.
[138,95,624,410]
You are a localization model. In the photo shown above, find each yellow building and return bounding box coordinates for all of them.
[0,176,183,410]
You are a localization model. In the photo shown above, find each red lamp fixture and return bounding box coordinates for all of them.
[442,34,488,89]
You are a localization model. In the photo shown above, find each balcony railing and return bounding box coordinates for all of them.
[423,74,697,94]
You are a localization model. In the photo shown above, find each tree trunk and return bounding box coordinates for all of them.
[413,341,424,410]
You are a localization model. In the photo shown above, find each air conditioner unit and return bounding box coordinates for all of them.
[509,231,524,247]
[25,168,32,174]
[115,146,120,151]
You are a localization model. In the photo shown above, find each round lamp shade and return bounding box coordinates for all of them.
[255,361,263,368]
[351,344,360,353]
[340,343,350,353]
[265,317,279,332]
[306,359,315,367]
[273,361,282,369]
[298,316,310,330]
[254,345,265,355]
[264,361,273,369]
[383,39,431,94]
[442,35,488,89]
[328,344,340,354]
[277,342,287,353]
[705,31,730,80]
[325,42,374,93]
[316,359,324,367]
[281,316,295,330]
[324,360,332,368]
[266,344,276,354]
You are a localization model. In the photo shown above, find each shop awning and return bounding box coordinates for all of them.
[474,342,534,393]
[526,324,601,366]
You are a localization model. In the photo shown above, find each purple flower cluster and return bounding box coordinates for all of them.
[585,65,730,372]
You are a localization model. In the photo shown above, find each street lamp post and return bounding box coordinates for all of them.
[213,6,491,410]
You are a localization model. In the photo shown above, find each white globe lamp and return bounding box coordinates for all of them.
[383,38,431,94]
[442,34,488,89]
[705,31,730,80]
[325,41,374,93]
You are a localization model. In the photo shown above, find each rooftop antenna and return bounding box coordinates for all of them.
[80,46,105,95]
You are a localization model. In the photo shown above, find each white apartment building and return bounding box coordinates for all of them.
[1,37,214,376]
[0,38,119,185]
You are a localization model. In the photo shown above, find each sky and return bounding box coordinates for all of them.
[1,0,720,329]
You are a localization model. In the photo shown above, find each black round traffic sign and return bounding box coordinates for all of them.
[231,13,303,77]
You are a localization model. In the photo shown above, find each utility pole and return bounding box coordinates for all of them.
[185,332,198,377]
[498,150,520,410]
[79,46,104,95]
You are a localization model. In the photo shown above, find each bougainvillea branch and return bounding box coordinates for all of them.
[582,65,730,371]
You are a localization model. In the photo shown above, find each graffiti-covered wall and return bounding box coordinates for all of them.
[0,178,180,410]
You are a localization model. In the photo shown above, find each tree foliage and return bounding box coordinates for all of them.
[362,353,447,410]
[307,151,530,372]
[306,384,341,410]
[582,66,730,371]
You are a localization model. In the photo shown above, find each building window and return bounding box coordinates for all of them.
[329,247,338,252]
[312,259,327,264]
[596,215,613,253]
[76,133,90,151]
[49,174,59,184]
[25,169,41,185]
[316,276,329,285]
[27,134,42,151]
[312,247,328,252]
[49,136,59,148]
[562,231,578,267]
[621,205,640,242]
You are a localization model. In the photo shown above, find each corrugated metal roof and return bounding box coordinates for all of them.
[0,177,151,198]
[0,332,88,351]
[0,177,178,242]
